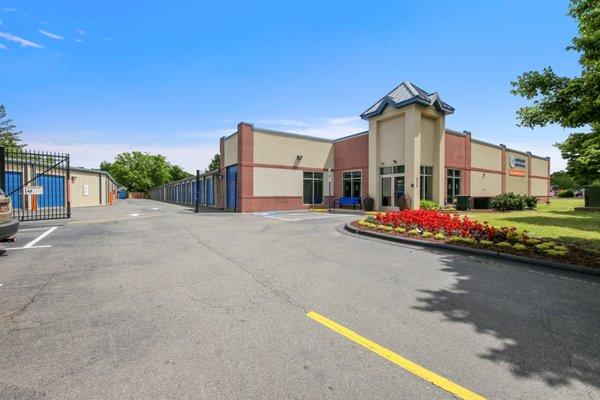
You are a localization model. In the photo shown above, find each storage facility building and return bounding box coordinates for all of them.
[218,81,550,212]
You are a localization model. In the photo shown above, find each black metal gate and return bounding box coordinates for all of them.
[0,146,71,221]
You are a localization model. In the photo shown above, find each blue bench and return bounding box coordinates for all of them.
[334,197,361,210]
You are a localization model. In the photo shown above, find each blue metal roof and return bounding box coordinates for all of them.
[360,81,455,119]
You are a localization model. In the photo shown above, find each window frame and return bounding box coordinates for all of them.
[342,169,362,198]
[420,166,434,201]
[446,168,461,203]
[302,171,324,205]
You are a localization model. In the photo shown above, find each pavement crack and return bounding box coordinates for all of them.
[1,272,57,324]
[174,216,308,314]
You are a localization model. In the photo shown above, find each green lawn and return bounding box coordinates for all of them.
[465,198,600,254]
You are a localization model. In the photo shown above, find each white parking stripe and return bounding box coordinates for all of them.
[23,227,57,248]
[7,245,51,251]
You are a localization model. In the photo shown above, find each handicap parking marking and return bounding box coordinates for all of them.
[6,226,58,251]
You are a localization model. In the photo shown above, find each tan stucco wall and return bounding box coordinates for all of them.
[470,171,502,197]
[71,171,101,207]
[253,167,331,197]
[531,157,549,177]
[376,114,405,166]
[420,116,435,166]
[531,178,548,196]
[223,134,238,167]
[471,142,502,171]
[253,131,333,169]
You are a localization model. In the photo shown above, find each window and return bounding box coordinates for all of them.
[343,171,361,198]
[447,169,461,203]
[420,166,433,201]
[380,165,404,175]
[303,172,323,204]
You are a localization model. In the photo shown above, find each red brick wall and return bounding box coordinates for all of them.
[444,131,471,196]
[245,196,333,212]
[237,122,254,212]
[333,134,369,200]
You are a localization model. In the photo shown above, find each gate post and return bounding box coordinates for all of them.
[0,146,5,193]
[194,169,200,213]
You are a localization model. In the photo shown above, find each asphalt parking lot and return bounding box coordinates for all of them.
[1,199,599,399]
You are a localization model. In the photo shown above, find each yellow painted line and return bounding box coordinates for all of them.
[306,311,486,400]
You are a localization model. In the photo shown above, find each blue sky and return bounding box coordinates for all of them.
[0,1,580,172]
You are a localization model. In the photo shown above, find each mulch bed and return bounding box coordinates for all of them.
[350,221,600,270]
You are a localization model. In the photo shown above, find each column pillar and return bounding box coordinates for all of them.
[368,118,379,208]
[433,115,445,205]
[404,105,421,210]
[237,122,254,212]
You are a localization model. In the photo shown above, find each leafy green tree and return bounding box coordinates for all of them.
[551,170,577,190]
[511,0,600,185]
[101,152,190,192]
[0,104,25,151]
[169,164,192,181]
[207,153,220,171]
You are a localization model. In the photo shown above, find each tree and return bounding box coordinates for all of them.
[551,170,577,190]
[100,151,190,192]
[0,104,25,151]
[207,153,220,171]
[169,164,192,181]
[511,0,600,185]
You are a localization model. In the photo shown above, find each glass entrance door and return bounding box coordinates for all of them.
[381,175,405,209]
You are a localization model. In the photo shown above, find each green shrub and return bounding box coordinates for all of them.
[558,189,575,198]
[383,225,394,231]
[422,231,433,238]
[553,245,568,252]
[395,227,406,234]
[535,242,556,250]
[491,192,526,211]
[480,240,493,246]
[497,241,512,248]
[513,243,527,251]
[545,249,568,257]
[434,233,446,240]
[449,236,476,244]
[408,228,421,236]
[524,195,538,210]
[524,238,541,245]
[420,200,439,210]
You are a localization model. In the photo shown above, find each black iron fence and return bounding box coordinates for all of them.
[0,146,71,221]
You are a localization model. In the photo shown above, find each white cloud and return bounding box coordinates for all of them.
[0,18,3,25]
[74,38,83,43]
[2,8,16,12]
[255,119,307,128]
[256,116,367,140]
[0,43,7,50]
[38,29,63,40]
[0,31,43,48]
[25,141,219,173]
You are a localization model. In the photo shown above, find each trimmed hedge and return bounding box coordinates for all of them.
[491,192,538,211]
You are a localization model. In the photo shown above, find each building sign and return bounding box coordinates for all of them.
[24,186,44,195]
[509,154,527,176]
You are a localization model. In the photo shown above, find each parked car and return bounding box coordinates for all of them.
[0,188,19,242]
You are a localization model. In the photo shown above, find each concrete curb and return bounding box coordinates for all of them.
[344,223,600,277]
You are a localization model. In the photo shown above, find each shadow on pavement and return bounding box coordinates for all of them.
[413,254,600,390]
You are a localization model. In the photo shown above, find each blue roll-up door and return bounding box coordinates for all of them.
[4,171,22,209]
[36,175,65,207]
[207,178,214,205]
[199,179,205,204]
[226,165,237,210]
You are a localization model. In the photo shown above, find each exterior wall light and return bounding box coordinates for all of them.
[296,155,303,160]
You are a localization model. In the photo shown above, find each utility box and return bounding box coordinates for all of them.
[584,185,600,208]
[456,195,471,211]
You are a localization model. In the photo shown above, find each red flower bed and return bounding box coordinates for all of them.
[375,210,497,240]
